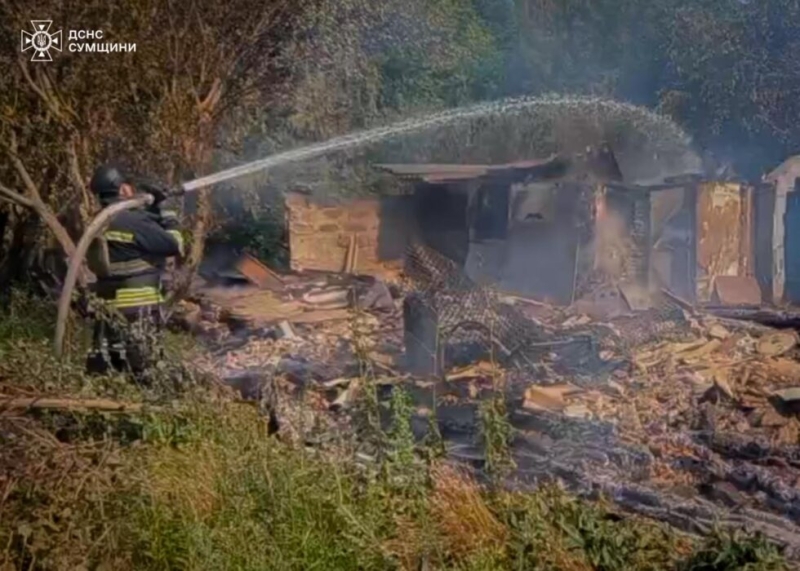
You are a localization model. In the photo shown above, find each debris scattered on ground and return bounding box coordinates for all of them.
[235,252,285,291]
[170,252,800,558]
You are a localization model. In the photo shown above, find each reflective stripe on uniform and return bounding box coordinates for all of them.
[104,230,135,243]
[108,258,155,277]
[167,229,185,256]
[108,286,163,309]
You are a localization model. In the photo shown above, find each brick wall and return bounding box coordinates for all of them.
[284,192,414,277]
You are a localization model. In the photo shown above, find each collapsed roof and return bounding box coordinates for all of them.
[375,144,701,187]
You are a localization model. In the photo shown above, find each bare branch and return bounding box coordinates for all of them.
[17,59,73,126]
[8,131,43,201]
[17,58,52,109]
[0,176,77,263]
[40,67,79,124]
[0,182,34,209]
[67,137,89,201]
[198,78,223,115]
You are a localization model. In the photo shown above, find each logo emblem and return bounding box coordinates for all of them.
[20,20,62,62]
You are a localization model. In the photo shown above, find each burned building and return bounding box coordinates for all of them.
[375,151,621,305]
[284,148,761,307]
[761,156,800,305]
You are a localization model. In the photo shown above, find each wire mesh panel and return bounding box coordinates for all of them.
[401,241,691,379]
[403,242,553,370]
[403,293,442,376]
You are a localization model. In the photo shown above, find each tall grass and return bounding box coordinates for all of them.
[0,290,789,571]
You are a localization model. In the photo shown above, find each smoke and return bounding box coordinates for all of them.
[592,198,634,282]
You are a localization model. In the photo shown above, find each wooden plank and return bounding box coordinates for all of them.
[696,182,744,302]
[711,276,761,306]
[290,309,352,324]
[235,253,285,291]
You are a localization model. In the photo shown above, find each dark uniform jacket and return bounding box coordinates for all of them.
[97,205,183,313]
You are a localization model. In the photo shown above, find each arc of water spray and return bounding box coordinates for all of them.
[54,95,692,357]
[181,95,692,192]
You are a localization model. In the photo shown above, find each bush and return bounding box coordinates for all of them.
[206,194,289,269]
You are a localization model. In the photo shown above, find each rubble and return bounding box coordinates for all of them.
[177,247,800,558]
[235,252,285,291]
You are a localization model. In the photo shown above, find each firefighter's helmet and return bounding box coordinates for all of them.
[90,165,129,201]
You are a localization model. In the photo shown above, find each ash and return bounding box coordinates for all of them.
[179,246,800,559]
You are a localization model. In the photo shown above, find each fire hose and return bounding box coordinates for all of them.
[52,148,322,358]
[54,191,185,358]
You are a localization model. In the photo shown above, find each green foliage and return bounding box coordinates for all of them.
[209,207,288,269]
[658,0,800,171]
[681,529,788,571]
[282,0,504,141]
[376,0,502,109]
[496,484,688,570]
[498,0,800,174]
[0,292,791,571]
[0,288,57,342]
[4,395,788,571]
[479,392,515,479]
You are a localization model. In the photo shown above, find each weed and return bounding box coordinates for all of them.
[0,288,59,341]
[479,393,515,479]
[348,307,386,456]
[423,389,447,461]
[429,464,509,562]
[0,291,792,571]
[387,385,417,475]
[478,318,515,480]
[681,529,788,571]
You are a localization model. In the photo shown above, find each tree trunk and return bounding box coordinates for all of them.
[189,187,212,270]
[168,134,214,304]
[169,187,212,303]
[37,201,78,258]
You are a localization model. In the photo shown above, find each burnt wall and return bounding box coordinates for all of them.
[414,183,470,265]
[285,192,414,276]
[493,183,586,304]
[605,189,651,285]
[755,184,776,303]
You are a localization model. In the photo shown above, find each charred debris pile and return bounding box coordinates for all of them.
[178,247,800,559]
[164,151,800,558]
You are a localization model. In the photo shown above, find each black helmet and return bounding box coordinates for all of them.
[89,165,129,200]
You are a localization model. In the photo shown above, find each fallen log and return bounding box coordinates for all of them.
[705,306,800,330]
[695,430,800,469]
[0,394,161,414]
[505,436,800,560]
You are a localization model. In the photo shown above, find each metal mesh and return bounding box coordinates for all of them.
[403,242,552,364]
[402,242,690,378]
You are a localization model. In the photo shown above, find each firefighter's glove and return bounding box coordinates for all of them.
[157,209,181,231]
[136,179,171,209]
[144,185,169,207]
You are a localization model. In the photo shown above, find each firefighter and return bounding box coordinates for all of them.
[85,164,184,377]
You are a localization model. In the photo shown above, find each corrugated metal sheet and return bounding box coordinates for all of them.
[374,155,560,183]
[375,164,489,177]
